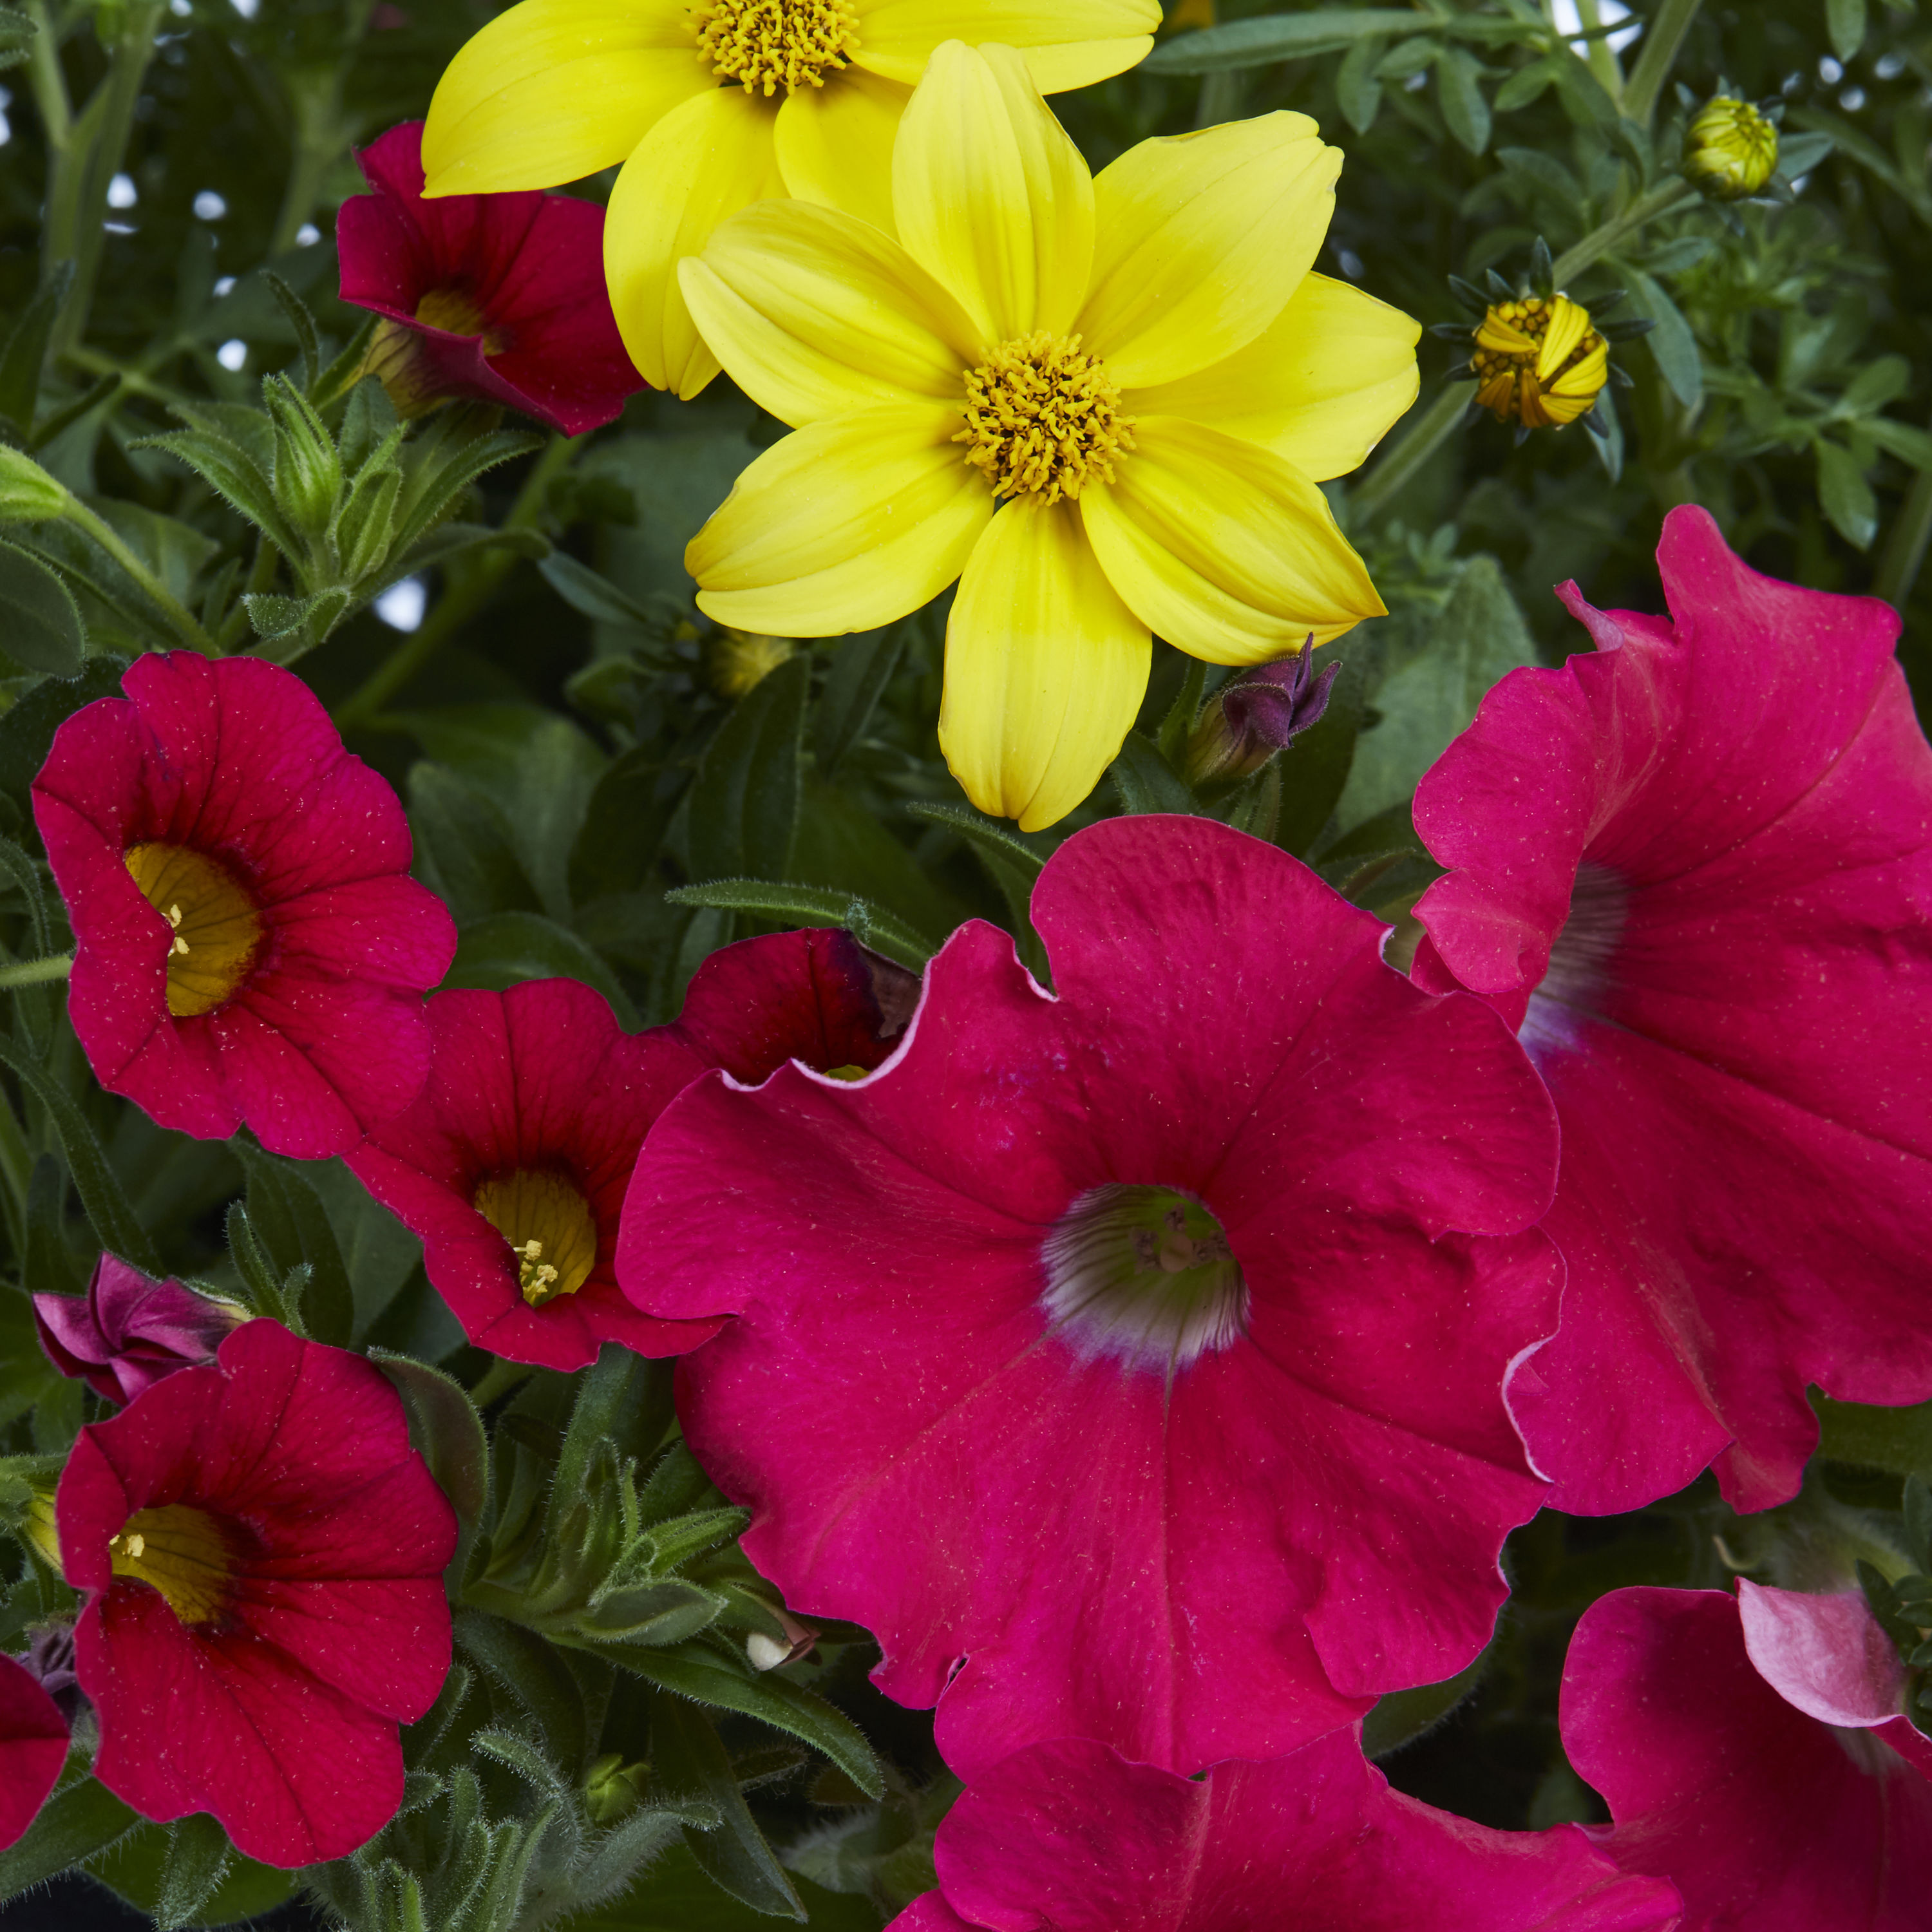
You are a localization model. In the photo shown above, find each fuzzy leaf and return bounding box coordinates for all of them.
[664,880,934,974]
[688,654,810,887]
[0,538,82,676]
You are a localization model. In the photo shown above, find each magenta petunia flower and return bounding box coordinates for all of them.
[337,121,644,435]
[0,1653,67,1852]
[57,1319,457,1868]
[891,1732,1681,1932]
[33,652,455,1161]
[1410,505,1932,1514]
[345,935,913,1372]
[619,815,1561,1776]
[1562,1584,1932,1929]
[34,1253,247,1407]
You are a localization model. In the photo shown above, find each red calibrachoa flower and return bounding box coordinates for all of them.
[34,1253,246,1406]
[1562,1584,1932,1929]
[0,1654,66,1852]
[620,815,1561,1777]
[1410,505,1932,1513]
[346,933,913,1372]
[57,1320,457,1867]
[893,1732,1682,1932]
[32,653,456,1161]
[337,121,643,435]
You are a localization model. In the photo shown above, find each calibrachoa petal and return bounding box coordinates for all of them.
[345,934,913,1371]
[420,0,1159,395]
[893,1732,1682,1932]
[32,653,457,1161]
[1561,1586,1932,1930]
[33,1253,246,1408]
[681,42,1416,828]
[620,815,1559,1776]
[56,1320,457,1867]
[0,1654,67,1853]
[337,121,644,435]
[1410,505,1932,1514]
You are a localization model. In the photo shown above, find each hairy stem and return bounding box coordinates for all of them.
[0,954,73,989]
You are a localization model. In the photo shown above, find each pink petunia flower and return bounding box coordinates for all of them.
[892,1731,1682,1932]
[1561,1584,1932,1929]
[34,1253,247,1407]
[1410,505,1932,1514]
[57,1319,457,1867]
[619,815,1561,1777]
[337,121,644,435]
[0,1653,68,1852]
[32,652,457,1161]
[345,934,914,1372]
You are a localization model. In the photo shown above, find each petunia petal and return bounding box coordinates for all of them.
[1129,272,1419,479]
[1080,417,1382,661]
[689,406,992,634]
[605,87,786,396]
[938,497,1149,830]
[683,202,979,424]
[421,0,705,194]
[1077,114,1340,389]
[774,65,909,236]
[893,41,1094,345]
[853,0,1159,89]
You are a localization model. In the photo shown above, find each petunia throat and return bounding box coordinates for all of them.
[109,1504,235,1625]
[1039,1183,1249,1375]
[123,842,263,1018]
[1531,861,1629,1028]
[692,0,858,96]
[958,332,1136,507]
[473,1170,598,1307]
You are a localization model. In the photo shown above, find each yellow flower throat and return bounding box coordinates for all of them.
[692,0,858,95]
[474,1170,599,1307]
[110,1504,234,1625]
[124,843,263,1018]
[958,332,1135,508]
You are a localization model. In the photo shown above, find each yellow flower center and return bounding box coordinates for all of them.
[957,332,1136,508]
[473,1170,599,1307]
[109,1504,235,1625]
[690,0,859,96]
[414,287,490,336]
[124,842,263,1019]
[1469,296,1606,431]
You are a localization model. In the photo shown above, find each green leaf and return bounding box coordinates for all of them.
[1109,732,1202,817]
[135,428,298,556]
[305,1158,421,1341]
[242,591,316,641]
[444,911,640,1028]
[372,1350,490,1577]
[1817,437,1879,549]
[1492,57,1555,114]
[0,261,69,437]
[904,800,1045,980]
[1336,33,1384,132]
[586,427,759,600]
[688,654,810,886]
[230,1142,355,1348]
[1841,354,1913,415]
[453,1610,592,1774]
[559,1841,883,1932]
[814,625,907,777]
[0,538,82,676]
[1906,1476,1932,1573]
[391,424,544,560]
[1624,267,1702,411]
[538,551,666,629]
[154,1814,232,1931]
[87,1823,295,1930]
[1814,1391,1932,1475]
[1437,47,1492,155]
[790,777,970,952]
[665,881,934,973]
[0,1774,140,1903]
[558,1345,672,1499]
[0,655,127,832]
[1142,10,1412,74]
[1827,0,1867,62]
[410,762,543,927]
[1362,1650,1488,1757]
[569,748,679,906]
[1776,129,1835,179]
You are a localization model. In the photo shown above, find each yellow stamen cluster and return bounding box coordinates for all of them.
[1470,295,1607,431]
[957,333,1135,507]
[691,0,859,97]
[109,1504,234,1625]
[474,1169,600,1308]
[124,843,263,1018]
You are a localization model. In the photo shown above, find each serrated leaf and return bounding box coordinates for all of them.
[0,538,82,676]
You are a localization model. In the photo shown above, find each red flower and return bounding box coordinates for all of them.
[56,1320,457,1868]
[32,653,457,1161]
[34,1253,246,1406]
[0,1654,67,1852]
[337,122,644,435]
[345,933,913,1372]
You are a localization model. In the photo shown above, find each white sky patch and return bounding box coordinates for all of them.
[296,223,321,247]
[375,578,428,632]
[216,339,247,372]
[107,173,138,210]
[193,190,226,220]
[1547,0,1641,55]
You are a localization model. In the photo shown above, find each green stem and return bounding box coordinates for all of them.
[267,0,377,253]
[1571,0,1625,104]
[61,497,220,654]
[1875,437,1932,609]
[1350,386,1470,520]
[0,954,73,989]
[1622,0,1705,130]
[333,432,577,728]
[1552,176,1697,283]
[0,1087,30,1260]
[467,1358,535,1411]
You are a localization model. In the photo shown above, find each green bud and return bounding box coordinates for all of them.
[582,1752,647,1824]
[264,375,343,540]
[0,446,71,523]
[1683,97,1779,201]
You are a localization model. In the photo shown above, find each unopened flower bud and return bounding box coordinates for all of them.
[0,446,71,524]
[34,1253,248,1407]
[746,1605,817,1672]
[1470,294,1607,431]
[16,1624,82,1727]
[582,1750,647,1823]
[1683,97,1779,201]
[707,628,796,700]
[265,377,344,535]
[1184,646,1338,787]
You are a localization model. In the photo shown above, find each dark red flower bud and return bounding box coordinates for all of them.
[33,1254,247,1408]
[1184,643,1338,786]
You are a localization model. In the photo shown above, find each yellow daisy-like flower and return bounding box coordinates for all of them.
[680,42,1418,829]
[420,0,1161,397]
[1470,295,1607,430]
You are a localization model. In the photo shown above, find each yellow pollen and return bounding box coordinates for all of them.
[690,0,858,95]
[109,1504,235,1625]
[474,1170,599,1307]
[1469,296,1607,431]
[124,843,263,1018]
[957,332,1135,508]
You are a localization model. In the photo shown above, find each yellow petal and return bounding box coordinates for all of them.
[1549,340,1608,399]
[774,66,910,235]
[853,0,1159,90]
[893,41,1093,344]
[1536,296,1592,380]
[1079,416,1382,661]
[1076,114,1341,390]
[1475,312,1537,355]
[605,88,786,397]
[690,406,994,634]
[422,0,705,193]
[1128,272,1419,480]
[940,497,1149,831]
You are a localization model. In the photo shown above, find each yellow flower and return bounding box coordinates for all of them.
[1470,295,1607,430]
[679,43,1415,829]
[1683,96,1779,201]
[420,0,1161,397]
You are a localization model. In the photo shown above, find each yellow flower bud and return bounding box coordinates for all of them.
[707,628,796,700]
[1683,97,1779,201]
[1469,296,1608,431]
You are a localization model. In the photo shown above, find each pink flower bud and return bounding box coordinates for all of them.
[33,1253,247,1407]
